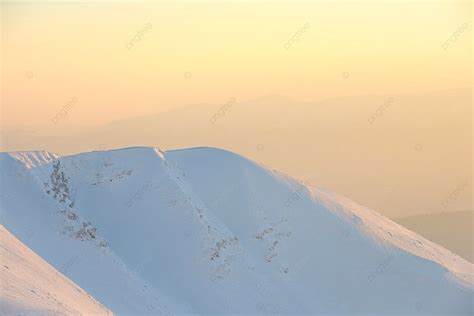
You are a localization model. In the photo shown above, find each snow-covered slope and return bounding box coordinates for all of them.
[0,147,473,315]
[0,225,112,315]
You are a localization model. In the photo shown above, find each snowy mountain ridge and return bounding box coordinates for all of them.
[0,146,473,315]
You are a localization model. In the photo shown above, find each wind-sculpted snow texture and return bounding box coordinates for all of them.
[0,147,472,315]
[0,225,112,315]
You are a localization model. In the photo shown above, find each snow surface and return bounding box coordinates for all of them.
[0,225,112,315]
[0,146,473,315]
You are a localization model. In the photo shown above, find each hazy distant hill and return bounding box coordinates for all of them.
[2,89,471,219]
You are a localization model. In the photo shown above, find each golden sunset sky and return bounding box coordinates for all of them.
[1,0,471,129]
[0,1,472,220]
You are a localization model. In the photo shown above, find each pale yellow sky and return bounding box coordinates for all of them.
[0,1,472,221]
[1,0,471,130]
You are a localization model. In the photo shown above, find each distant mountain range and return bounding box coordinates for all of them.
[3,89,471,219]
